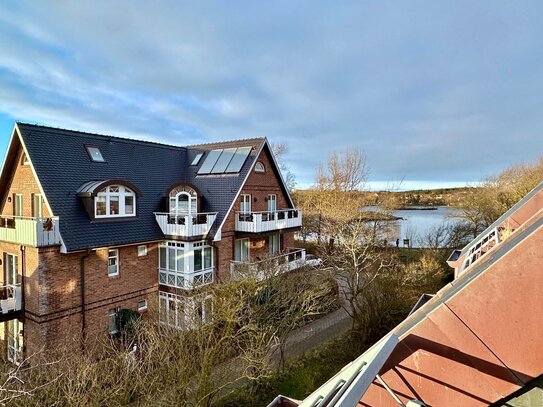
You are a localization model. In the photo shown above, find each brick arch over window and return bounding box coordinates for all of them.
[166,183,201,214]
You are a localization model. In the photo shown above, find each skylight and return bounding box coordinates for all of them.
[86,146,105,162]
[191,153,203,166]
[196,146,252,175]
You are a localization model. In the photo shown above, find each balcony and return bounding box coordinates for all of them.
[154,213,217,239]
[230,248,306,280]
[0,216,61,247]
[159,267,214,290]
[235,209,302,233]
[0,284,21,315]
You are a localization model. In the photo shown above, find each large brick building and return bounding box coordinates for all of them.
[0,122,303,363]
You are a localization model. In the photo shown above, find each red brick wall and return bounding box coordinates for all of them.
[1,146,51,218]
[24,243,159,355]
[214,146,297,281]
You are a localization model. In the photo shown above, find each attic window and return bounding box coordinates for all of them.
[255,162,265,173]
[86,146,105,162]
[191,153,203,166]
[95,185,136,217]
[21,153,30,166]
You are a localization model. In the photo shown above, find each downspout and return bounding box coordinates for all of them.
[19,245,26,321]
[20,245,26,362]
[80,250,91,352]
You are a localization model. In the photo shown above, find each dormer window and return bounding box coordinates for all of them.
[95,185,136,217]
[255,161,265,173]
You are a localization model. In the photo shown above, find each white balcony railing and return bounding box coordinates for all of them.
[0,284,22,314]
[0,216,61,247]
[230,248,306,280]
[235,209,302,233]
[154,213,217,238]
[159,267,214,290]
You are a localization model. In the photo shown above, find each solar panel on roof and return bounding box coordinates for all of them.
[197,149,223,174]
[210,147,237,173]
[225,146,252,173]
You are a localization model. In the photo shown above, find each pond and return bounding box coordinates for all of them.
[385,206,462,247]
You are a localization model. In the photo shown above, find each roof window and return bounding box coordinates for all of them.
[191,153,203,166]
[86,145,105,162]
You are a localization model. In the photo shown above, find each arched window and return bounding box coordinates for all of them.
[255,161,265,173]
[169,186,197,215]
[95,185,136,217]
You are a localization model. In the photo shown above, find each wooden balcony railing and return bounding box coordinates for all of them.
[0,284,22,314]
[230,248,306,280]
[159,267,214,290]
[0,216,61,247]
[235,209,302,233]
[154,212,217,238]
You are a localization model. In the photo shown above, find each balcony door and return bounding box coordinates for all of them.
[4,253,19,287]
[13,194,22,217]
[33,194,43,218]
[170,192,196,216]
[240,194,251,213]
[235,238,250,262]
[267,194,277,212]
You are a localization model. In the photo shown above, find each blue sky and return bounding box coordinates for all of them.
[1,1,542,190]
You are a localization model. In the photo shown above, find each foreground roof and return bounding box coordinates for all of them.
[10,123,265,251]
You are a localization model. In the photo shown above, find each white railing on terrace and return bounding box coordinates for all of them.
[0,284,22,314]
[159,267,214,290]
[0,216,61,247]
[154,213,217,238]
[460,226,500,274]
[230,248,306,280]
[235,209,302,233]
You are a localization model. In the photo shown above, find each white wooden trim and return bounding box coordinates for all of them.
[14,124,56,217]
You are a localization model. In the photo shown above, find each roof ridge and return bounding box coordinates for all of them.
[17,122,266,151]
[17,122,185,150]
[186,137,266,149]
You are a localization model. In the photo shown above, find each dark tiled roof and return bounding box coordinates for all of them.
[16,123,265,252]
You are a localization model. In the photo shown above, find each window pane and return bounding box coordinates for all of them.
[234,240,241,262]
[125,195,134,215]
[96,196,106,216]
[110,196,119,215]
[168,248,176,271]
[177,194,189,214]
[176,249,184,272]
[204,247,212,269]
[86,146,105,162]
[159,246,166,269]
[194,248,202,271]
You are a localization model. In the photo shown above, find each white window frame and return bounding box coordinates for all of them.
[95,185,136,218]
[269,233,281,255]
[5,253,19,286]
[138,299,148,311]
[33,194,44,218]
[108,308,119,334]
[240,194,251,213]
[267,194,277,212]
[169,191,197,216]
[193,242,213,272]
[108,248,119,277]
[14,194,23,217]
[138,245,147,257]
[235,238,250,262]
[255,161,265,173]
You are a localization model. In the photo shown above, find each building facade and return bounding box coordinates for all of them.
[0,123,303,363]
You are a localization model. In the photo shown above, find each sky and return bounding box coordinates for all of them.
[1,1,543,190]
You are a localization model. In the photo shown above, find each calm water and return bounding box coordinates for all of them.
[386,207,462,247]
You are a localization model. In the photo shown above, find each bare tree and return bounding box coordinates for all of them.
[271,142,296,191]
